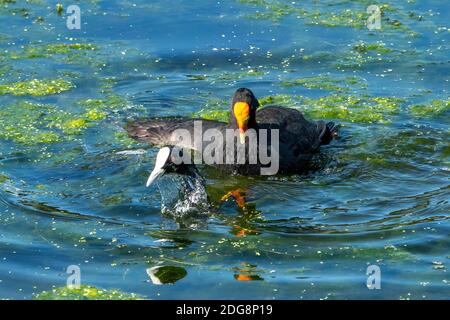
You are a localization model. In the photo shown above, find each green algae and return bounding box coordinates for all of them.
[352,42,393,54]
[84,108,108,121]
[333,41,420,70]
[260,94,404,123]
[42,43,97,54]
[99,76,118,91]
[280,75,367,92]
[9,43,97,60]
[215,69,266,81]
[57,96,129,134]
[194,109,229,122]
[100,193,131,205]
[0,173,10,184]
[298,94,404,123]
[193,93,404,124]
[0,0,46,20]
[304,9,367,29]
[33,285,143,300]
[409,99,450,117]
[336,42,393,69]
[238,0,298,20]
[188,69,266,83]
[238,0,412,32]
[186,74,208,81]
[340,127,447,171]
[77,95,127,112]
[0,78,74,96]
[60,118,89,135]
[0,101,66,145]
[113,131,138,147]
[259,94,297,107]
[192,97,230,122]
[0,96,126,146]
[4,42,103,69]
[0,64,12,77]
[55,3,62,15]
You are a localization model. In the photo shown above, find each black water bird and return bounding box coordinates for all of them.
[127,88,339,175]
[146,146,210,216]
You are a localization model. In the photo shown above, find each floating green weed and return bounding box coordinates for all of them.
[259,94,297,107]
[215,69,265,81]
[33,285,142,300]
[60,118,88,135]
[55,3,63,15]
[9,43,97,60]
[3,42,103,68]
[0,78,74,96]
[409,99,450,117]
[192,97,229,122]
[84,108,108,121]
[0,64,11,77]
[260,94,404,123]
[281,75,366,92]
[187,69,266,83]
[238,0,412,32]
[238,0,299,21]
[0,101,66,145]
[0,173,10,184]
[334,41,405,70]
[113,131,138,147]
[299,94,404,123]
[194,109,229,122]
[0,96,127,146]
[186,74,208,81]
[352,41,393,54]
[77,95,127,112]
[305,9,367,29]
[194,93,404,124]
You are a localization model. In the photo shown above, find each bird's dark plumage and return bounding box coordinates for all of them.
[126,88,339,175]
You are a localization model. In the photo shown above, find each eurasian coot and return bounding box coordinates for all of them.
[126,88,339,175]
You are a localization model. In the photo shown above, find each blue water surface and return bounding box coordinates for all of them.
[0,0,448,299]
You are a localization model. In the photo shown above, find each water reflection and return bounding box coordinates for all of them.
[146,266,187,285]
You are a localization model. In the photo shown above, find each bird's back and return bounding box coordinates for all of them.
[126,118,226,149]
[258,106,321,147]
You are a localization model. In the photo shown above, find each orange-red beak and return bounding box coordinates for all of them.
[233,102,250,144]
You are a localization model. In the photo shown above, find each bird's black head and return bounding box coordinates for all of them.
[230,88,260,136]
[146,147,195,187]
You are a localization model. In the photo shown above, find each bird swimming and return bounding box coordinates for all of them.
[126,87,340,177]
[146,146,211,216]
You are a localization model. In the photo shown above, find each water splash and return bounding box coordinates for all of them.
[155,169,211,218]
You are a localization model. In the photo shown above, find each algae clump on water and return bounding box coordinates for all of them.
[0,96,126,146]
[193,93,404,124]
[33,285,142,300]
[0,78,74,96]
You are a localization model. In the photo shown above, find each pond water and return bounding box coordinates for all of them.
[0,0,448,299]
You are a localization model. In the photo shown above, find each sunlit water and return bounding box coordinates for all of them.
[0,0,448,299]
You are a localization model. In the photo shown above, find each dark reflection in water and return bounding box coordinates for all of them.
[147,266,187,285]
